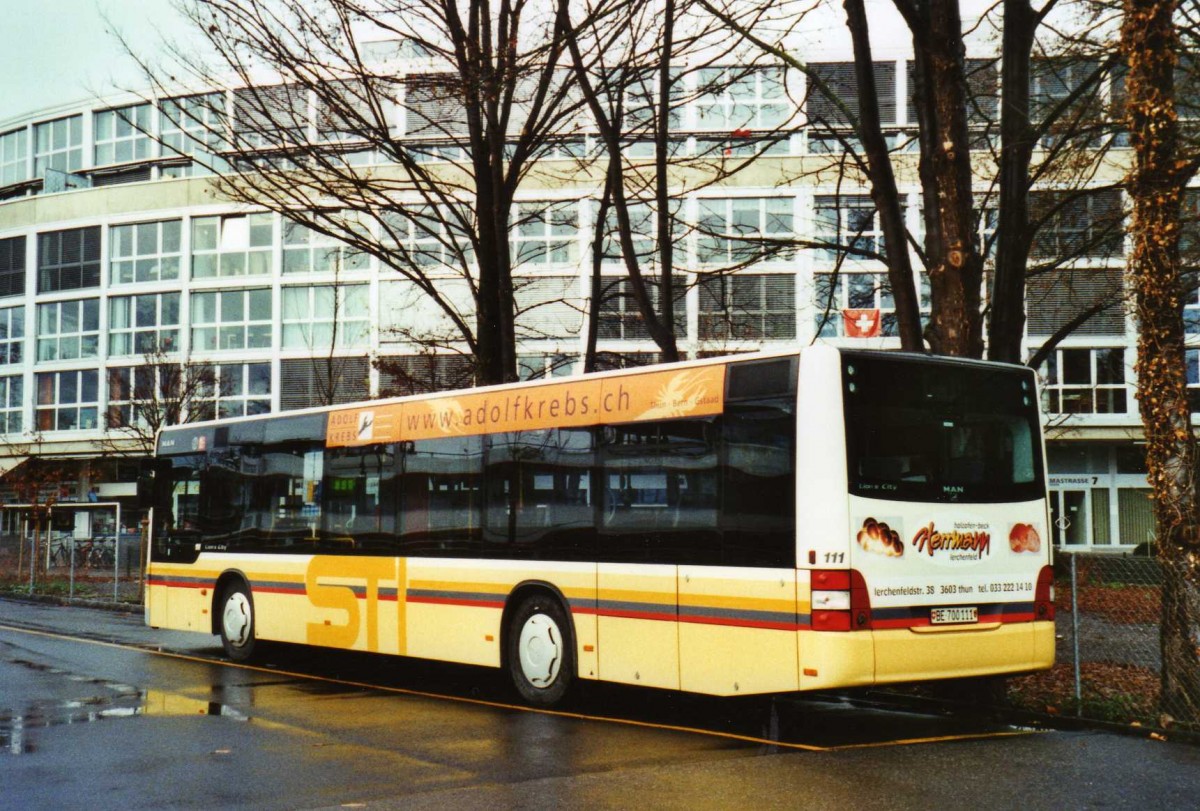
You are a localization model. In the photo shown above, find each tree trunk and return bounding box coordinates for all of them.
[988,0,1038,364]
[906,0,983,358]
[1122,0,1200,722]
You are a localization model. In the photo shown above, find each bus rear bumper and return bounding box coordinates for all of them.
[799,620,1056,690]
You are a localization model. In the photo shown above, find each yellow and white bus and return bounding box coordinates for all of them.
[145,346,1054,706]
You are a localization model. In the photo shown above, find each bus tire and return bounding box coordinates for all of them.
[218,581,256,662]
[507,593,575,707]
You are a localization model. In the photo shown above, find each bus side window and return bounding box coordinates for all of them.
[400,436,482,555]
[321,445,397,552]
[483,428,594,559]
[600,419,720,565]
[722,401,796,568]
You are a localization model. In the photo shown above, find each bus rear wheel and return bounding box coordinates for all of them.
[219,582,256,662]
[507,593,574,707]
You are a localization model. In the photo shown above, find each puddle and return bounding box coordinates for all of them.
[2,656,248,755]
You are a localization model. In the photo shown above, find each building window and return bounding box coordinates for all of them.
[0,236,25,298]
[1043,348,1127,414]
[381,207,474,269]
[233,85,309,149]
[36,299,100,362]
[514,276,584,340]
[191,214,274,278]
[695,67,791,131]
[1185,349,1200,412]
[279,357,369,411]
[282,219,369,274]
[197,362,271,419]
[698,273,795,340]
[1030,189,1124,260]
[403,74,469,139]
[0,306,24,365]
[93,104,152,166]
[281,285,369,350]
[0,128,28,187]
[812,271,928,338]
[513,202,578,266]
[599,201,663,265]
[109,293,180,356]
[0,375,22,433]
[1026,268,1125,337]
[907,59,999,126]
[37,227,101,293]
[110,220,182,284]
[807,62,897,127]
[814,196,884,262]
[517,354,577,380]
[36,369,99,431]
[191,288,273,351]
[696,197,794,266]
[378,354,475,397]
[33,115,83,175]
[598,275,687,341]
[160,94,227,177]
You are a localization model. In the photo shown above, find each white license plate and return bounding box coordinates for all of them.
[931,606,978,625]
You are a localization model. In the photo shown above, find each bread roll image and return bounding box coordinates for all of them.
[857,517,904,557]
[1008,522,1041,553]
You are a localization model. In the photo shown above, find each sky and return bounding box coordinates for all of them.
[0,0,190,125]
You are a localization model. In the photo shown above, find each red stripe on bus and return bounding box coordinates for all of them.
[406,595,506,610]
[679,615,802,632]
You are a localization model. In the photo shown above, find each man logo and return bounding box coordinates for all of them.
[357,411,375,440]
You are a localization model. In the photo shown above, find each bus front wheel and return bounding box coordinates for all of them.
[219,581,256,662]
[507,593,574,707]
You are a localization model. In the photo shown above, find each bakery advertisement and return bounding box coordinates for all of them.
[1008,522,1042,554]
[855,517,904,557]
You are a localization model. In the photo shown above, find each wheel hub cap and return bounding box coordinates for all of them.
[223,593,251,648]
[518,614,561,688]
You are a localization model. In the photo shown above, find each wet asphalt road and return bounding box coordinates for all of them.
[2,597,1199,810]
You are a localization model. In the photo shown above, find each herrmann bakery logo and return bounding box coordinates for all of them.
[910,521,991,561]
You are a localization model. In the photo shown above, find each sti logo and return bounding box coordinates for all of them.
[357,411,375,441]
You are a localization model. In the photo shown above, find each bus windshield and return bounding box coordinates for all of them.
[842,353,1044,504]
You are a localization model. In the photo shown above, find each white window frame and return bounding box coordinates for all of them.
[110,219,183,285]
[281,284,370,350]
[36,298,100,362]
[36,369,99,431]
[191,288,273,351]
[93,104,153,166]
[33,115,84,175]
[109,292,181,357]
[191,213,274,279]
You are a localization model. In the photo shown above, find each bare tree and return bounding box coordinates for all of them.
[101,343,217,457]
[1121,0,1200,723]
[131,0,598,385]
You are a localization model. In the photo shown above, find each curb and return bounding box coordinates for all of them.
[0,592,139,614]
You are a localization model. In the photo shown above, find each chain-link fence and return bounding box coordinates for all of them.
[0,504,147,605]
[1009,550,1200,732]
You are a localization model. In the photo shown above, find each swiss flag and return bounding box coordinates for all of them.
[842,308,881,338]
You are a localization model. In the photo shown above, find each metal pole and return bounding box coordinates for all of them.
[1071,552,1082,713]
[113,503,121,602]
[69,519,75,600]
[26,515,33,596]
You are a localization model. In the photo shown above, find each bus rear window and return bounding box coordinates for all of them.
[843,354,1044,503]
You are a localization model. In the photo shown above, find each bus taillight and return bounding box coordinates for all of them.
[811,569,872,631]
[1035,565,1055,621]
